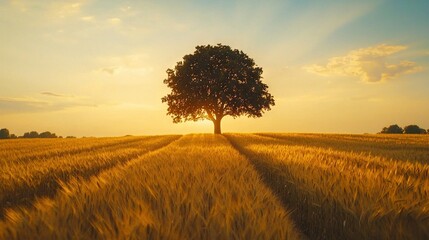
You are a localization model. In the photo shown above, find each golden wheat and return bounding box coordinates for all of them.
[0,135,180,218]
[2,133,427,239]
[0,134,302,239]
[0,136,148,164]
[257,133,429,163]
[226,133,429,239]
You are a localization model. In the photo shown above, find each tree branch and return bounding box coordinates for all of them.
[205,109,215,121]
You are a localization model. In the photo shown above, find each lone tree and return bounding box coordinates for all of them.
[162,44,275,134]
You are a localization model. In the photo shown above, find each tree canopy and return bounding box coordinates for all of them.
[0,128,9,139]
[39,131,58,138]
[162,44,275,134]
[22,131,59,138]
[379,124,427,134]
[403,125,426,134]
[379,124,403,134]
[23,131,40,138]
[0,128,62,139]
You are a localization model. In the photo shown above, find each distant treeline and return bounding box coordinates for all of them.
[379,124,428,134]
[0,128,76,139]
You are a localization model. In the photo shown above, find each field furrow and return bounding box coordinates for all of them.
[0,135,180,219]
[0,134,303,240]
[0,137,149,165]
[225,133,429,240]
[256,133,429,164]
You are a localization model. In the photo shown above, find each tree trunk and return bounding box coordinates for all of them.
[213,118,221,134]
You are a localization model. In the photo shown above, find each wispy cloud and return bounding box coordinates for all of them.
[95,54,153,76]
[0,97,48,106]
[50,1,86,19]
[304,44,422,82]
[108,17,122,26]
[99,67,118,75]
[0,94,96,115]
[9,0,89,19]
[0,97,49,114]
[120,6,132,13]
[80,15,94,22]
[41,92,70,98]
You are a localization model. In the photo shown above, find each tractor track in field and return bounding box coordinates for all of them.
[255,133,429,164]
[0,136,182,220]
[225,134,429,240]
[224,134,324,240]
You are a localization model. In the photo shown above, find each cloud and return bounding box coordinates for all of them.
[81,16,94,22]
[9,0,33,12]
[99,67,118,75]
[350,96,383,102]
[108,17,122,26]
[0,97,49,114]
[8,0,89,20]
[0,94,96,115]
[51,1,85,18]
[95,54,153,76]
[41,92,68,97]
[304,44,422,82]
[0,97,48,106]
[97,66,152,76]
[120,6,132,13]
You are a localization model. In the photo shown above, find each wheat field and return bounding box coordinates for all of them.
[0,133,428,239]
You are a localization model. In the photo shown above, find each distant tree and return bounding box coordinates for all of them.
[10,134,17,139]
[0,128,10,139]
[379,124,403,134]
[162,44,275,134]
[39,131,57,138]
[403,125,424,134]
[39,131,49,138]
[66,136,76,138]
[29,131,39,138]
[23,131,39,138]
[421,129,427,134]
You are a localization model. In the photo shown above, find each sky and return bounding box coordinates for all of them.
[1,0,428,137]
